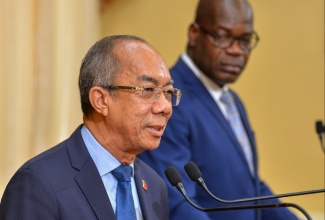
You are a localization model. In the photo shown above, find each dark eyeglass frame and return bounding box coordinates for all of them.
[101,85,182,106]
[195,23,260,51]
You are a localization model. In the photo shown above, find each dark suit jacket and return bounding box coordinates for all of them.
[0,125,169,220]
[139,57,298,220]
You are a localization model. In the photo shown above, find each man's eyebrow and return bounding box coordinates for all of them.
[166,79,174,86]
[218,26,254,35]
[138,74,158,84]
[137,75,174,86]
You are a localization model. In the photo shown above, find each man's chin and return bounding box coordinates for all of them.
[139,141,160,152]
[220,74,240,85]
[216,78,237,87]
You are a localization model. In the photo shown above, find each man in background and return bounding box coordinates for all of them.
[139,0,298,219]
[1,35,182,220]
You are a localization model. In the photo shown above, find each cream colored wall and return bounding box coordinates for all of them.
[101,0,324,218]
[0,0,99,200]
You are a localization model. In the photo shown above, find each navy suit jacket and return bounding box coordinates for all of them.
[139,57,298,220]
[0,125,169,220]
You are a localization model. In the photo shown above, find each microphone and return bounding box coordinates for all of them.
[164,166,312,220]
[165,166,187,196]
[184,161,325,204]
[316,121,324,134]
[315,120,325,153]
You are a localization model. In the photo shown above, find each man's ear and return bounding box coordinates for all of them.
[188,23,199,47]
[88,86,110,116]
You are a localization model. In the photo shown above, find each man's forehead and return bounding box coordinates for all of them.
[198,0,253,26]
[113,40,171,85]
[115,39,152,55]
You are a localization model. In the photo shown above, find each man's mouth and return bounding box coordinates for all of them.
[220,63,242,74]
[147,125,165,137]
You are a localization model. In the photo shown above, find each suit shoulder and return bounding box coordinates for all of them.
[19,140,68,172]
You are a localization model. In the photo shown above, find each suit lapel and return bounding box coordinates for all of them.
[66,126,116,220]
[133,159,152,220]
[173,59,240,148]
[173,59,227,123]
[192,82,248,166]
[174,59,254,177]
[75,159,116,220]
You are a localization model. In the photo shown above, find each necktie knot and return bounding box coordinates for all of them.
[220,91,234,106]
[111,165,132,182]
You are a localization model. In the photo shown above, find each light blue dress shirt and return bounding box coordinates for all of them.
[81,125,143,220]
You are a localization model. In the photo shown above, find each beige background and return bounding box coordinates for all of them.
[1,0,324,219]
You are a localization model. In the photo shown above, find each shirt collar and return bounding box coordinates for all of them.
[181,52,229,95]
[80,125,134,177]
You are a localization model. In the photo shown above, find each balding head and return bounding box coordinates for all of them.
[195,0,253,28]
[79,35,154,115]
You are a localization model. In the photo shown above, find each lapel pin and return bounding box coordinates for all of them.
[142,180,148,191]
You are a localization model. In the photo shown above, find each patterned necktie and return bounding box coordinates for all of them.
[220,91,254,175]
[111,165,137,220]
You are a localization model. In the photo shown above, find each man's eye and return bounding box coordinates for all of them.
[164,89,174,95]
[142,87,155,98]
[213,34,229,41]
[143,87,155,92]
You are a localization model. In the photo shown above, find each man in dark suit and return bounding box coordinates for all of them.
[139,0,298,219]
[0,35,182,220]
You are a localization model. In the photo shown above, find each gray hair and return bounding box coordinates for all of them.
[78,35,146,115]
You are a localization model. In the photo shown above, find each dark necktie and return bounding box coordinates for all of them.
[220,91,254,174]
[111,165,137,220]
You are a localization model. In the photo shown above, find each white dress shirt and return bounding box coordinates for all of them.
[181,52,230,119]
